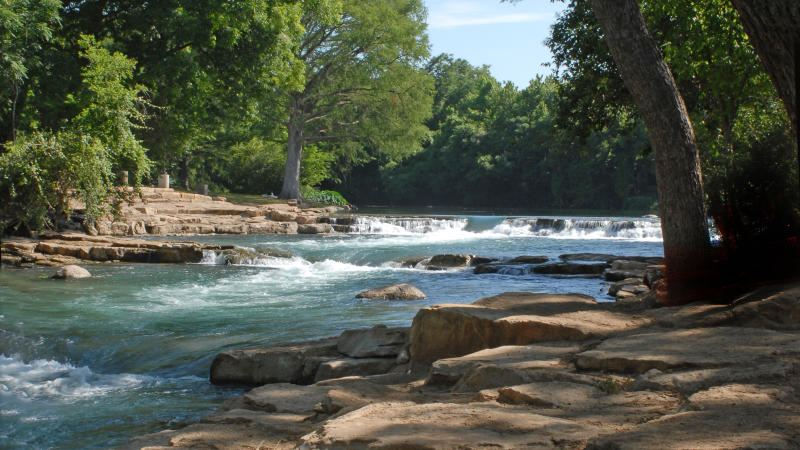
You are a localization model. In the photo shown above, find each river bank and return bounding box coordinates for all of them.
[124,284,800,449]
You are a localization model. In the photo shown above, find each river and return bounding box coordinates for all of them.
[0,214,663,448]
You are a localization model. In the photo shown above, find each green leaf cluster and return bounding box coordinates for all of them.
[1,36,151,233]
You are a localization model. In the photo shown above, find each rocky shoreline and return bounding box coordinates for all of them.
[0,187,353,268]
[66,187,352,238]
[122,283,800,449]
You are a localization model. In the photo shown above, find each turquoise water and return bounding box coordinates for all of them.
[0,215,663,448]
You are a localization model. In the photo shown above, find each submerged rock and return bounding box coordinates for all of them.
[506,255,550,264]
[355,284,426,300]
[532,262,608,276]
[51,265,91,279]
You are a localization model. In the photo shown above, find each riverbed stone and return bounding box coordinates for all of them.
[423,253,473,270]
[586,384,800,449]
[575,327,800,374]
[210,337,339,385]
[355,284,426,300]
[730,283,800,330]
[51,264,91,279]
[297,223,331,234]
[299,401,600,449]
[244,383,329,414]
[337,325,408,357]
[410,292,651,362]
[497,381,599,408]
[313,357,397,382]
[428,343,579,385]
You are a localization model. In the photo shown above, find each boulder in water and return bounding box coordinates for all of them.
[506,255,550,264]
[424,254,473,270]
[356,284,426,300]
[392,256,428,268]
[51,265,91,279]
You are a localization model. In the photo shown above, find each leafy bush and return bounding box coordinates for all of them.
[0,35,151,234]
[300,186,349,205]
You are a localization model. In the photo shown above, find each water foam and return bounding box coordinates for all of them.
[343,215,663,241]
[488,218,663,240]
[348,216,468,235]
[0,354,150,401]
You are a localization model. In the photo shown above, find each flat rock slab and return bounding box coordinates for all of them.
[120,420,303,450]
[337,325,408,357]
[410,292,652,361]
[587,384,800,449]
[314,357,397,383]
[576,327,800,374]
[429,343,580,385]
[496,382,681,426]
[631,362,795,395]
[731,283,800,330]
[498,381,599,408]
[242,378,407,417]
[300,401,600,448]
[244,383,328,414]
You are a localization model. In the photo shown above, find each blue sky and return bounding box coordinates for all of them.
[424,0,567,88]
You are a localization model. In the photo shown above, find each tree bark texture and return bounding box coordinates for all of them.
[591,0,711,303]
[280,105,304,200]
[729,0,800,171]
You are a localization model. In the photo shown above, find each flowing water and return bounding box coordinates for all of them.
[0,215,663,448]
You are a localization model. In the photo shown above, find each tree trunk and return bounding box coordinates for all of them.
[181,153,191,191]
[591,0,711,304]
[11,82,19,144]
[729,1,800,174]
[280,106,304,199]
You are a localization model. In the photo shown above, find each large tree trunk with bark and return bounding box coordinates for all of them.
[280,105,305,200]
[591,0,711,304]
[729,1,800,170]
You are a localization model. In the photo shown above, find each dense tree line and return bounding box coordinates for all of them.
[339,55,657,211]
[1,0,797,262]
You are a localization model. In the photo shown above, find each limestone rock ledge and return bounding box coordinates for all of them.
[75,187,351,238]
[123,285,800,450]
[1,232,230,267]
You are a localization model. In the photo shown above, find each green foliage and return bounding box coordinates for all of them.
[275,0,434,198]
[368,57,657,210]
[199,138,333,195]
[0,0,61,141]
[0,36,151,233]
[300,187,349,206]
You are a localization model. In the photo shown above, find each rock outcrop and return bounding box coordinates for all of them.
[409,292,652,362]
[1,232,225,267]
[355,283,426,300]
[210,326,410,386]
[126,283,800,450]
